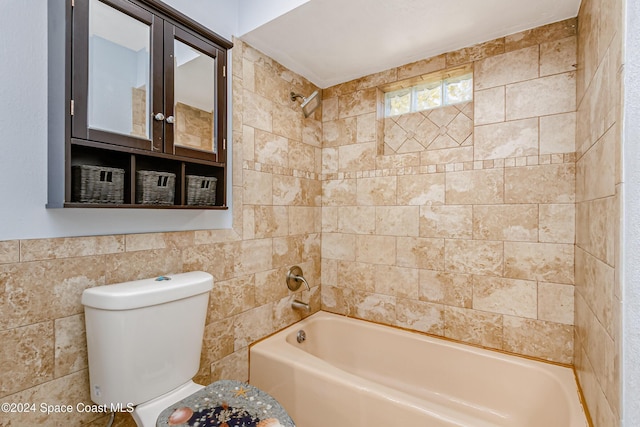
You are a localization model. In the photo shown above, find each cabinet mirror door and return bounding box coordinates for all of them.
[165,26,223,162]
[73,0,161,151]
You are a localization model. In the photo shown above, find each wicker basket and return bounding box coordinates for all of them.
[72,165,125,204]
[186,175,217,206]
[136,170,176,205]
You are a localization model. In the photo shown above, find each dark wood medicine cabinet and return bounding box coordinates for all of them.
[50,0,232,209]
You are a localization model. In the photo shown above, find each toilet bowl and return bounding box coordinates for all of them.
[82,272,294,427]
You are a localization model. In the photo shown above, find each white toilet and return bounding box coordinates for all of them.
[81,271,214,427]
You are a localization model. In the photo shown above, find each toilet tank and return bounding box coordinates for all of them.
[82,271,213,407]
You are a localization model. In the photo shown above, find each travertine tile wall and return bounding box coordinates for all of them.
[575,0,623,425]
[0,38,322,427]
[321,18,578,364]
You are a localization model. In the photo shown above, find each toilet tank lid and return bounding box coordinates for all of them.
[81,271,213,310]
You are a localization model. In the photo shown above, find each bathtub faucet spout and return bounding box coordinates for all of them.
[292,300,310,312]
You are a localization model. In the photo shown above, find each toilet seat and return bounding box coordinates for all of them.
[156,380,295,427]
[133,381,204,427]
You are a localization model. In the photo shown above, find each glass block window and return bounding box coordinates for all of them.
[384,73,472,117]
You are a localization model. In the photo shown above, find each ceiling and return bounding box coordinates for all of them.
[239,0,581,88]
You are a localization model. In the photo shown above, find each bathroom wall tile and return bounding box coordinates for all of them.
[323,117,357,147]
[505,18,577,52]
[209,275,256,322]
[338,88,377,118]
[338,261,376,292]
[322,147,339,173]
[0,240,19,264]
[322,96,339,122]
[444,306,503,349]
[576,126,616,202]
[505,163,575,204]
[575,247,615,335]
[21,235,124,261]
[474,118,539,160]
[183,241,241,282]
[420,146,474,165]
[397,173,445,206]
[238,239,273,276]
[273,235,319,269]
[0,257,105,330]
[322,232,356,261]
[289,206,319,235]
[506,72,576,120]
[397,237,445,270]
[54,314,87,378]
[322,206,338,233]
[339,142,376,171]
[254,206,288,238]
[373,264,419,299]
[538,282,574,325]
[396,298,444,335]
[472,276,537,318]
[243,169,273,205]
[446,38,505,67]
[322,178,357,206]
[201,317,234,370]
[375,206,419,237]
[1,322,54,397]
[321,284,347,315]
[474,46,539,90]
[445,169,504,205]
[540,112,576,155]
[302,118,322,147]
[124,232,195,252]
[444,239,503,276]
[272,106,303,141]
[473,204,538,241]
[397,54,446,80]
[580,196,617,267]
[211,349,249,383]
[503,316,573,363]
[419,270,473,308]
[356,176,397,206]
[356,235,397,265]
[353,68,398,91]
[474,86,505,125]
[338,206,376,234]
[504,242,574,284]
[254,130,288,167]
[376,152,421,169]
[539,204,575,243]
[104,248,183,284]
[0,370,95,427]
[348,290,396,325]
[540,36,577,77]
[242,89,273,132]
[233,303,274,351]
[420,205,472,239]
[357,112,377,143]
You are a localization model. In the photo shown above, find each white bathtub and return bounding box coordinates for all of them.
[249,311,589,427]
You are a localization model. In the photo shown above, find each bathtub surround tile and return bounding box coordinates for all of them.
[504,242,574,284]
[420,205,473,239]
[1,322,54,397]
[397,173,445,205]
[538,282,574,325]
[474,87,505,125]
[473,204,538,241]
[357,176,397,205]
[473,118,538,160]
[445,169,504,205]
[375,264,419,299]
[182,241,241,282]
[502,316,573,363]
[211,349,250,383]
[338,261,376,292]
[356,235,397,265]
[540,36,578,77]
[419,270,473,308]
[540,112,576,155]
[233,304,274,351]
[472,276,537,318]
[54,314,87,378]
[444,239,503,276]
[322,232,356,261]
[323,178,357,206]
[504,163,575,204]
[375,206,419,237]
[243,169,273,205]
[444,306,503,349]
[397,54,446,80]
[348,291,396,325]
[505,72,576,120]
[209,275,257,321]
[539,204,575,244]
[339,142,376,171]
[397,237,445,270]
[474,46,539,90]
[446,38,505,67]
[505,18,577,52]
[338,206,376,234]
[396,298,444,335]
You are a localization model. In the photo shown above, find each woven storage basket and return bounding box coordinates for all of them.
[186,175,217,206]
[136,170,176,205]
[72,165,125,204]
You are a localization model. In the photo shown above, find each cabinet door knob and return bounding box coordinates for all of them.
[153,112,165,121]
[165,115,175,124]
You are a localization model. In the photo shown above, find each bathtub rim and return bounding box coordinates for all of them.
[249,310,594,427]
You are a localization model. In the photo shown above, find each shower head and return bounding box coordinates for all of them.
[290,90,321,118]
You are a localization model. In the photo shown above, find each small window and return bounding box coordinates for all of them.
[384,73,472,117]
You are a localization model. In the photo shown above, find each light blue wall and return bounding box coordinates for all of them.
[0,0,239,240]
